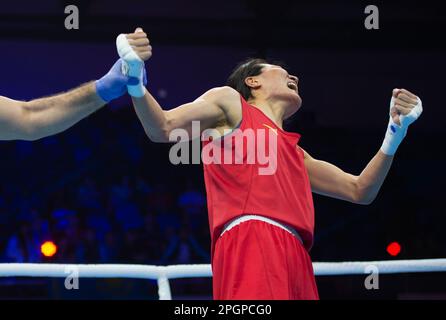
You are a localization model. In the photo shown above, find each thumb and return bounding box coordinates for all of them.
[392,88,401,98]
[135,27,144,33]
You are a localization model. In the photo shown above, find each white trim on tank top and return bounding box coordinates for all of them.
[220,214,303,245]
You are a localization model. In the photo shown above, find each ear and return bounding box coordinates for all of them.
[244,76,261,89]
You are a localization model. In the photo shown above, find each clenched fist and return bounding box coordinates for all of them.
[390,89,422,126]
[125,28,152,61]
[381,88,423,156]
[116,27,151,98]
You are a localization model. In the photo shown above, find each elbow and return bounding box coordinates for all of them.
[17,105,44,141]
[145,127,172,143]
[145,115,174,143]
[354,191,376,206]
[356,195,375,206]
[353,179,376,205]
[22,134,42,142]
[147,132,170,143]
[21,120,45,141]
[19,127,46,141]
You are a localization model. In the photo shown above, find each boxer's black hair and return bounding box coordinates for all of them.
[226,58,268,100]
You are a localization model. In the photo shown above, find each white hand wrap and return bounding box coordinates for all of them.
[116,34,146,98]
[380,96,423,156]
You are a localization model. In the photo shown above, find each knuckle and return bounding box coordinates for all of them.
[401,94,409,99]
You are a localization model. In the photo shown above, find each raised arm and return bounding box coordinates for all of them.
[132,86,240,142]
[302,148,393,205]
[0,83,104,141]
[0,56,140,141]
[303,88,422,205]
[116,28,240,142]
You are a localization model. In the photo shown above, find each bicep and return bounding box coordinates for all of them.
[301,148,359,203]
[0,96,28,140]
[165,87,235,139]
[165,98,225,138]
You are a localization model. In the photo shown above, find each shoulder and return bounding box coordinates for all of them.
[298,146,312,161]
[200,86,240,109]
[202,86,242,118]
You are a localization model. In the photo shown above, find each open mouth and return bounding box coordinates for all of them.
[287,81,298,91]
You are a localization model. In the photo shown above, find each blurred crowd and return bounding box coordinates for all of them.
[1,175,210,265]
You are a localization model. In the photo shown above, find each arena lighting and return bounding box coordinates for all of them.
[41,241,57,257]
[387,242,401,257]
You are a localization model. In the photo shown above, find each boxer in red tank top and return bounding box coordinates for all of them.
[129,53,423,299]
[203,95,319,299]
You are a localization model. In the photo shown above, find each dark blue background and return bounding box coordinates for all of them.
[0,0,445,299]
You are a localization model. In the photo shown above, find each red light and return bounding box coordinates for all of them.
[387,242,401,257]
[41,241,57,257]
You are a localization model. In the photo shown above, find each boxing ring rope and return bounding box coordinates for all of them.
[1,259,446,300]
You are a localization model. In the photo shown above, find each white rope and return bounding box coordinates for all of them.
[313,259,446,275]
[0,259,445,299]
[0,264,166,279]
[163,264,212,279]
[0,263,212,279]
[1,260,445,278]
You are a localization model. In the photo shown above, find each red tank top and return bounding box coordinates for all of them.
[202,96,315,257]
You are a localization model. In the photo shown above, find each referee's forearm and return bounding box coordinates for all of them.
[22,82,105,140]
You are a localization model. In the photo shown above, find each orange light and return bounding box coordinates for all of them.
[386,242,401,257]
[41,241,57,257]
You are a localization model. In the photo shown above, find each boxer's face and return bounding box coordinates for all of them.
[248,64,302,118]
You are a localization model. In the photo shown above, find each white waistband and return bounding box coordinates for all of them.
[220,215,303,244]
